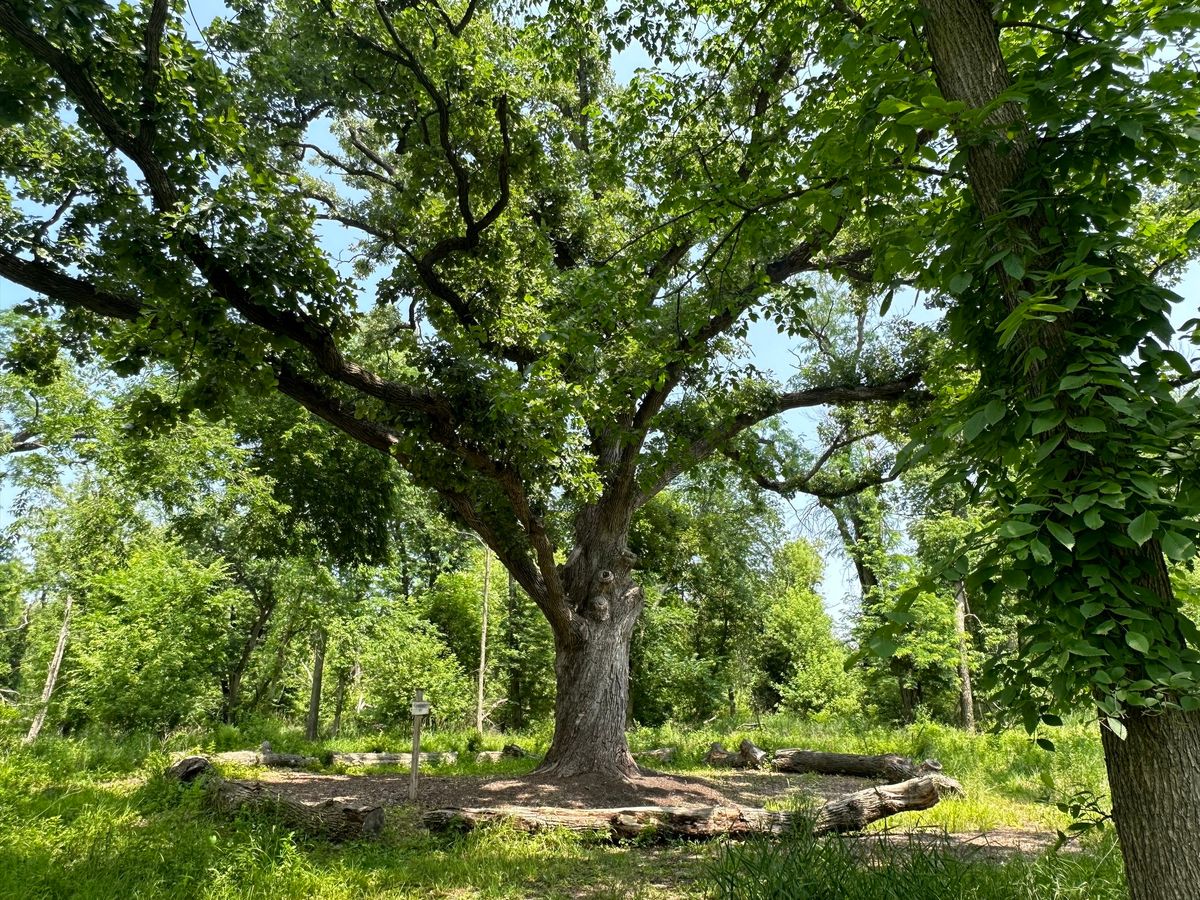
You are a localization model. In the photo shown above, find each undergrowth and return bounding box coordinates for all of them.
[0,715,1120,899]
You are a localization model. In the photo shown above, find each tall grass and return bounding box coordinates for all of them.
[706,826,1126,900]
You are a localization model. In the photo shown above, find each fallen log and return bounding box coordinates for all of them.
[474,744,531,764]
[704,739,769,769]
[633,747,677,764]
[259,741,319,769]
[166,756,384,841]
[771,749,941,782]
[168,743,318,769]
[422,774,963,841]
[332,751,459,768]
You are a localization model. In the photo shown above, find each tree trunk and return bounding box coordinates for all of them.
[954,581,976,733]
[1101,708,1200,900]
[476,547,490,733]
[24,593,72,745]
[330,667,349,737]
[536,618,640,779]
[306,626,326,742]
[504,571,524,730]
[919,3,1200,895]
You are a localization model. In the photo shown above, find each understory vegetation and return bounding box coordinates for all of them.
[0,717,1118,900]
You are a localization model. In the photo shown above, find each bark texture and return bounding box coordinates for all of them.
[1101,709,1200,900]
[771,749,940,782]
[167,756,384,841]
[423,774,963,840]
[536,548,643,779]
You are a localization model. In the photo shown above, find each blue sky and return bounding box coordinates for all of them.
[3,2,1198,625]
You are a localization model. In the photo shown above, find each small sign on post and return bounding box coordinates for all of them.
[409,689,430,801]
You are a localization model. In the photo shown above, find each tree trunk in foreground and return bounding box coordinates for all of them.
[1101,708,1200,900]
[919,2,1200,896]
[423,774,963,840]
[24,594,72,745]
[536,617,640,779]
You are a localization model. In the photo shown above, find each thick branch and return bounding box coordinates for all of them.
[637,372,925,504]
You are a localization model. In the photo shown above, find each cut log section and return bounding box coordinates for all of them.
[423,774,963,841]
[704,739,769,769]
[770,749,942,782]
[332,751,459,768]
[166,756,384,841]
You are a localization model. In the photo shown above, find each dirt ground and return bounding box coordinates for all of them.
[249,767,1063,859]
[255,767,867,810]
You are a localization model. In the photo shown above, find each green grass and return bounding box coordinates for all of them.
[0,717,1122,899]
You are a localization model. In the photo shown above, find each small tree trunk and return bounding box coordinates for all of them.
[954,580,976,733]
[536,617,639,780]
[476,548,490,733]
[24,594,72,745]
[330,667,349,737]
[306,627,326,742]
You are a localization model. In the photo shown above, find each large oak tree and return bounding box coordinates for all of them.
[0,0,924,778]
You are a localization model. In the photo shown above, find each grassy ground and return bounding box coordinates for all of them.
[0,716,1124,899]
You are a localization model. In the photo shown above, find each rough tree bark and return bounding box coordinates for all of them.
[919,2,1200,896]
[534,539,643,780]
[705,740,769,769]
[24,594,72,745]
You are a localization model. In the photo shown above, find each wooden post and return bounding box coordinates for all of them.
[409,689,430,802]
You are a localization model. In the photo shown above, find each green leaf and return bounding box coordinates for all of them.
[1127,511,1158,546]
[1186,218,1200,246]
[1046,521,1075,550]
[1032,410,1064,434]
[999,520,1037,538]
[1002,254,1025,280]
[963,409,990,441]
[1126,632,1150,654]
[1067,417,1106,433]
[1036,737,1056,752]
[984,398,1006,425]
[1105,718,1127,741]
[1162,531,1195,560]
